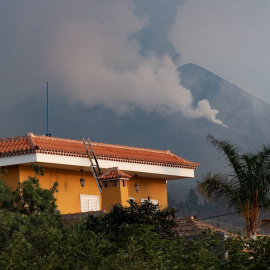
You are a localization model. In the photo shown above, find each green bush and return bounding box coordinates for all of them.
[2,168,270,269]
[86,200,176,239]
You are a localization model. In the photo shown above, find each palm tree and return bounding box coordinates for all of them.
[197,135,270,237]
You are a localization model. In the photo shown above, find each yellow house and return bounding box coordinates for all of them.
[0,132,199,214]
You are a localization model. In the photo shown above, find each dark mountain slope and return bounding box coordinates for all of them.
[2,63,270,197]
[179,63,270,148]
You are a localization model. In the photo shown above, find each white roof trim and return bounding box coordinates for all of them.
[0,153,195,180]
[0,153,37,167]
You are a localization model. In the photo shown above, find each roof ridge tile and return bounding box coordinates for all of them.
[32,134,83,144]
[27,132,38,150]
[92,142,170,154]
[0,135,28,143]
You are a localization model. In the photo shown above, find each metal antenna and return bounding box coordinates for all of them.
[46,81,51,137]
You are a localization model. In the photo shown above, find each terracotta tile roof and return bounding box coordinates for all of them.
[97,167,132,180]
[61,211,106,227]
[0,132,200,169]
[173,217,228,237]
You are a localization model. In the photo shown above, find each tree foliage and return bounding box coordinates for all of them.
[12,176,58,215]
[86,200,176,238]
[2,166,270,268]
[197,134,270,237]
[186,188,199,207]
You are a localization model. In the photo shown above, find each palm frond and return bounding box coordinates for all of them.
[206,135,246,180]
[254,146,270,182]
[258,196,270,211]
[203,136,270,236]
[197,172,237,203]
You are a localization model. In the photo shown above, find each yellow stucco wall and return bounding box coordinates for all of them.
[3,165,168,213]
[2,165,20,189]
[13,165,101,214]
[102,185,130,212]
[128,176,168,208]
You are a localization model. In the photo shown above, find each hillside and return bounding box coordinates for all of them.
[2,63,270,195]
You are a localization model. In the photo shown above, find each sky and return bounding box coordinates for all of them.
[1,0,270,128]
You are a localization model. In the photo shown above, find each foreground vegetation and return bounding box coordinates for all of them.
[1,168,270,269]
[197,135,270,237]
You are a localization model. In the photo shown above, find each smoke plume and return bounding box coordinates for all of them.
[47,0,226,127]
[0,0,227,127]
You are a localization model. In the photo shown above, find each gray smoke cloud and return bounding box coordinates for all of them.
[1,0,227,127]
[169,0,270,104]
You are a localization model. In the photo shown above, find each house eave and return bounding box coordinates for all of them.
[0,153,195,180]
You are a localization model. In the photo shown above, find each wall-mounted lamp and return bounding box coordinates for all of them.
[134,174,139,192]
[79,169,85,188]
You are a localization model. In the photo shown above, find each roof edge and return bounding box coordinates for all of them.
[27,132,39,150]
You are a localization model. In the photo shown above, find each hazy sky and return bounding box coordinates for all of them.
[170,0,270,103]
[1,0,269,127]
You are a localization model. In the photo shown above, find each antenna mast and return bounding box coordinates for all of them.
[46,81,51,137]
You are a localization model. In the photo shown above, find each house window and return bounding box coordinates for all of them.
[80,194,99,212]
[129,197,135,202]
[150,199,158,205]
[141,198,147,204]
[110,180,117,187]
[141,198,158,205]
